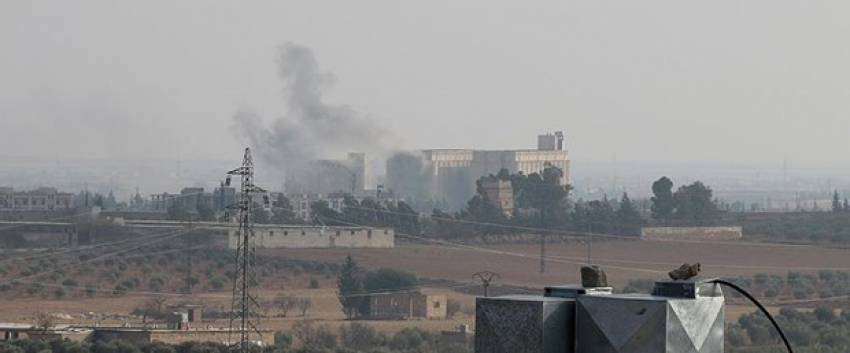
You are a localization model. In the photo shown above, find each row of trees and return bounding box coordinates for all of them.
[310,196,421,235]
[728,306,850,353]
[650,177,719,223]
[429,166,648,236]
[831,191,850,213]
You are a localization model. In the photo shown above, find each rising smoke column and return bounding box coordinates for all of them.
[234,43,390,175]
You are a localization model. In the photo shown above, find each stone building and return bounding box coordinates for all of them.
[364,292,447,320]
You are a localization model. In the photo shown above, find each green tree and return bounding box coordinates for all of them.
[651,177,675,220]
[252,207,270,224]
[673,181,718,223]
[616,193,644,236]
[833,191,842,213]
[363,268,418,292]
[337,255,364,319]
[311,200,344,225]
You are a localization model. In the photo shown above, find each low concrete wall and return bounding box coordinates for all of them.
[640,226,743,241]
[150,330,274,346]
[229,226,394,249]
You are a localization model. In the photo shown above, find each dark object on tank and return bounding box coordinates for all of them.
[668,263,701,281]
[581,265,608,288]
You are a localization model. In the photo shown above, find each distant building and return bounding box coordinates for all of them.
[229,225,394,249]
[179,187,206,213]
[285,152,367,195]
[387,132,570,210]
[640,226,743,241]
[289,192,348,222]
[364,292,447,320]
[212,185,236,211]
[0,187,74,211]
[480,179,514,217]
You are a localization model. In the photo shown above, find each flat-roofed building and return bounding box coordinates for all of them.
[0,187,73,211]
[387,132,570,210]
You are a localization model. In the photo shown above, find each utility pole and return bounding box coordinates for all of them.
[227,148,265,353]
[473,271,500,297]
[539,204,546,274]
[184,217,194,295]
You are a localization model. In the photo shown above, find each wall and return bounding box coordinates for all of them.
[150,330,274,346]
[640,226,743,241]
[229,226,394,249]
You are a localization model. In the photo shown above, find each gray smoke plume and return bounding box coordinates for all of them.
[234,43,390,180]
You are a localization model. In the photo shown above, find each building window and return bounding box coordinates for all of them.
[283,231,288,236]
[434,301,441,308]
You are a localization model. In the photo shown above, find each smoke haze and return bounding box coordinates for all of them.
[234,43,392,178]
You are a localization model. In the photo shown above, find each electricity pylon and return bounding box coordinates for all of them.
[227,148,265,352]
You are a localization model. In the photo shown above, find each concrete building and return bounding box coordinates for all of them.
[213,185,236,211]
[228,225,394,249]
[364,292,447,320]
[480,179,514,217]
[0,187,74,211]
[289,192,348,222]
[387,132,570,210]
[640,226,743,241]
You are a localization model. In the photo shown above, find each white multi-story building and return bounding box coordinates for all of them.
[387,132,570,210]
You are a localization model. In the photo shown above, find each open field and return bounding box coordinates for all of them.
[0,286,476,334]
[261,238,850,289]
[1,237,845,334]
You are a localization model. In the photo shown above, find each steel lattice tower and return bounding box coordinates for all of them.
[227,148,263,352]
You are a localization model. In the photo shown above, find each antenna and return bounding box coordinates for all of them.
[227,148,265,352]
[473,271,500,297]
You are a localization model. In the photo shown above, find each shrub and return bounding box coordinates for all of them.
[309,277,320,289]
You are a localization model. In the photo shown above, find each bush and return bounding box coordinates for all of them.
[309,278,320,289]
[209,277,225,291]
[363,268,418,292]
[339,323,383,351]
[274,332,293,350]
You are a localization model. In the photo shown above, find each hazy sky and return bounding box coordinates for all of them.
[2,1,850,167]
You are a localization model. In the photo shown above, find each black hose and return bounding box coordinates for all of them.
[709,279,794,353]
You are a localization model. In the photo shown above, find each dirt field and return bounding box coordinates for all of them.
[260,238,850,289]
[2,238,845,333]
[0,285,476,334]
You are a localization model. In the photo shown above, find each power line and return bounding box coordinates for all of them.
[320,214,850,273]
[337,204,833,249]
